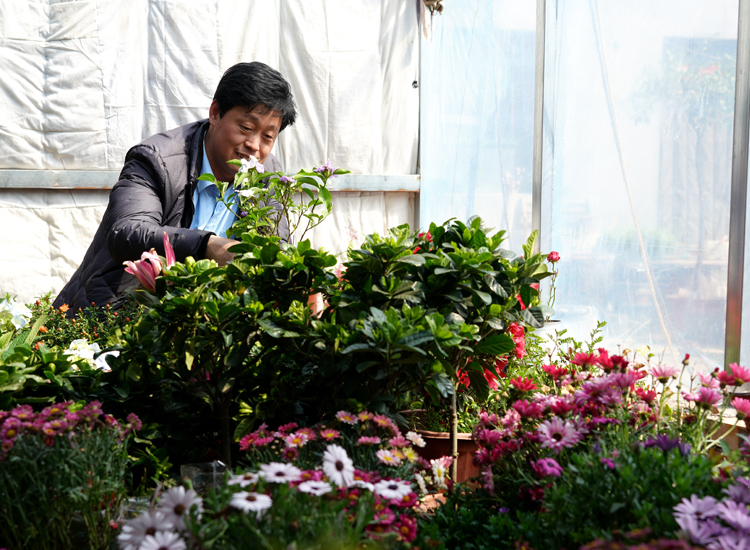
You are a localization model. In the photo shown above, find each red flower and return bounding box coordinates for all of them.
[516,294,527,310]
[512,399,543,419]
[510,376,538,392]
[635,388,657,404]
[507,322,526,359]
[542,364,568,380]
[570,352,598,367]
[547,251,560,263]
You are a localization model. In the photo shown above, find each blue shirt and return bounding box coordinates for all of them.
[189,136,238,238]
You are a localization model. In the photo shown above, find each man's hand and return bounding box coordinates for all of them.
[205,235,237,266]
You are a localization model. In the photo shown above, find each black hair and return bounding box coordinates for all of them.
[213,62,297,131]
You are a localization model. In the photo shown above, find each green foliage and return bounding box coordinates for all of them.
[0,412,133,549]
[527,445,724,549]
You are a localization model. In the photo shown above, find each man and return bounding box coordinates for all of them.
[54,62,296,314]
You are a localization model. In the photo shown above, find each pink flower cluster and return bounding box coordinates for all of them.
[674,485,750,547]
[0,401,140,459]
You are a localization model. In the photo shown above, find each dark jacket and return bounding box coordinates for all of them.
[54,119,284,313]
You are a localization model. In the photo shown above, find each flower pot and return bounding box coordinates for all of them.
[416,429,479,483]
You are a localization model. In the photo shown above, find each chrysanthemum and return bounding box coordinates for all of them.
[531,458,563,478]
[683,387,722,410]
[259,462,302,484]
[414,473,428,494]
[729,363,750,385]
[510,376,538,392]
[117,510,174,550]
[139,531,186,550]
[376,449,401,466]
[297,480,333,496]
[388,435,410,448]
[319,428,340,441]
[402,448,418,463]
[230,491,273,517]
[157,486,202,531]
[357,436,381,445]
[284,431,309,448]
[322,444,354,487]
[357,411,374,422]
[536,417,583,454]
[352,479,375,491]
[226,472,259,488]
[372,414,394,430]
[336,410,358,424]
[405,431,425,448]
[373,479,413,500]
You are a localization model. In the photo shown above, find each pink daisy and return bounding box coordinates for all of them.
[648,365,680,383]
[733,397,750,420]
[336,411,358,424]
[358,436,381,445]
[536,417,583,454]
[319,428,340,441]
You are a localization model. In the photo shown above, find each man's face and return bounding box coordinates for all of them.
[205,100,281,182]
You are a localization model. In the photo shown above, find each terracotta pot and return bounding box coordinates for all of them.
[416,429,479,483]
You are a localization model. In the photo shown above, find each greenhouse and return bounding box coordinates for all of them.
[1,1,750,549]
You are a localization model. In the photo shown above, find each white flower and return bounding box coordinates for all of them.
[259,462,302,484]
[322,444,354,487]
[431,458,448,490]
[240,156,264,174]
[406,431,426,448]
[63,339,101,364]
[94,350,119,372]
[376,449,401,466]
[0,298,31,330]
[237,187,261,198]
[139,531,187,550]
[373,479,413,501]
[414,473,428,495]
[156,486,202,531]
[298,480,333,496]
[351,479,375,492]
[117,510,173,550]
[230,491,272,517]
[227,472,259,488]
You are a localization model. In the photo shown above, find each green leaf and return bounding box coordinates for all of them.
[467,369,490,402]
[396,254,425,266]
[474,333,515,356]
[0,371,8,385]
[521,306,545,328]
[522,230,538,259]
[432,373,454,398]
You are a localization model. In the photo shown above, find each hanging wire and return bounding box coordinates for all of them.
[587,0,681,366]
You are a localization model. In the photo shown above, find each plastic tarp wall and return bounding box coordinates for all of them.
[419,1,537,255]
[540,0,738,371]
[0,0,419,302]
[421,0,739,371]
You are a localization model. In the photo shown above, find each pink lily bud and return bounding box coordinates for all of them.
[163,232,176,268]
[123,249,162,291]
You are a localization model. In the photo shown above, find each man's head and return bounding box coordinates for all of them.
[206,62,297,182]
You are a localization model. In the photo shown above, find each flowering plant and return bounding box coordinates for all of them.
[204,156,348,241]
[119,413,452,549]
[0,401,139,550]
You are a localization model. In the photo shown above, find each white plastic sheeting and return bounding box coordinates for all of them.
[0,0,419,303]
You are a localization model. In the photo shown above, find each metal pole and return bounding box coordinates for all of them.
[531,0,546,254]
[725,0,750,369]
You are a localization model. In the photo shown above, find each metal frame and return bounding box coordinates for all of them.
[531,0,546,254]
[725,0,750,368]
[0,170,420,193]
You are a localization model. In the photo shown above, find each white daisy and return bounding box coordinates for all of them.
[156,486,203,531]
[230,491,273,518]
[406,431,426,448]
[376,449,401,466]
[322,444,354,487]
[297,480,333,496]
[227,472,259,488]
[431,458,448,490]
[139,530,186,550]
[351,479,375,492]
[259,462,302,484]
[414,473,428,495]
[373,479,413,500]
[117,510,173,550]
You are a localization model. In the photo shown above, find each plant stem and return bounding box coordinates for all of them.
[220,398,233,469]
[450,384,458,481]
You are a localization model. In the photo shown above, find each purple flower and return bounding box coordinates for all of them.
[674,494,720,521]
[240,211,248,218]
[717,499,750,531]
[279,175,295,184]
[675,515,724,546]
[601,457,616,469]
[531,458,564,478]
[313,159,338,178]
[644,434,681,453]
